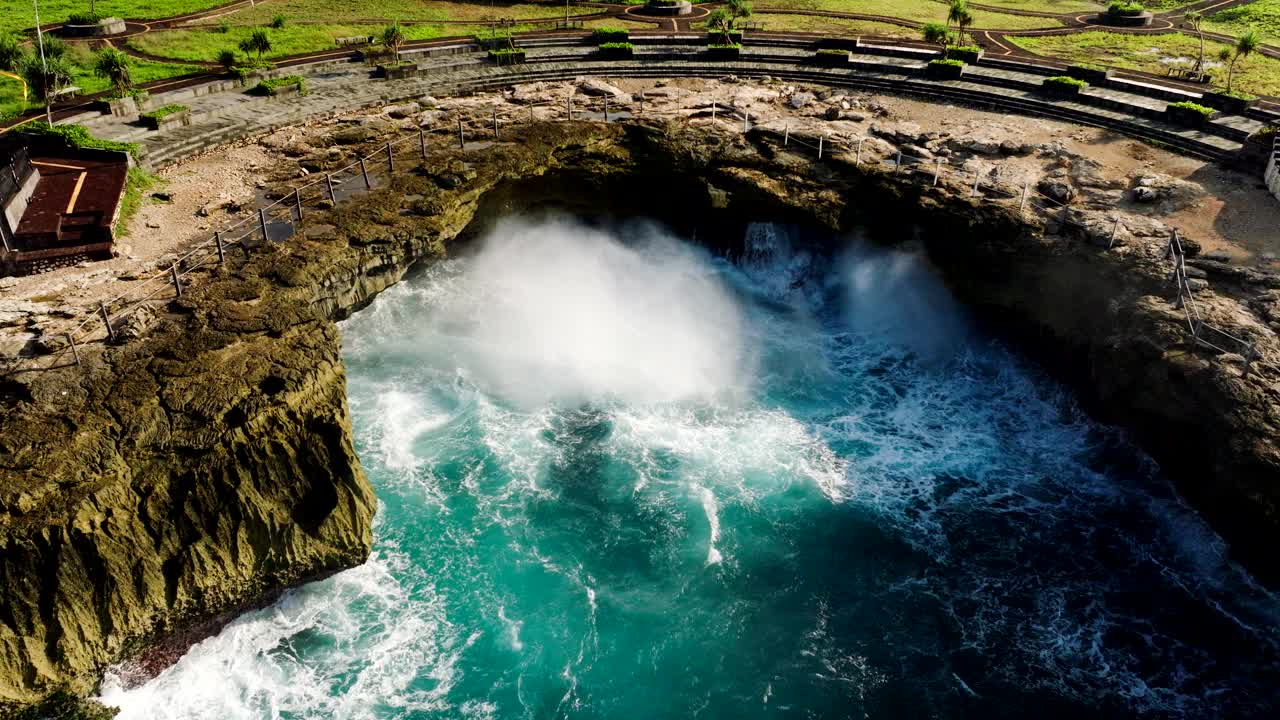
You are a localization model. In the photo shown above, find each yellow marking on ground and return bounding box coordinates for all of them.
[65,172,88,214]
[33,160,87,170]
[0,70,27,101]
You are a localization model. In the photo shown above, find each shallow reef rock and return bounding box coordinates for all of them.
[1,120,1279,716]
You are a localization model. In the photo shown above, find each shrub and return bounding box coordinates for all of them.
[270,14,286,30]
[707,43,742,50]
[592,27,630,44]
[929,58,965,68]
[239,28,272,59]
[66,12,102,26]
[216,48,238,72]
[488,48,526,64]
[93,47,132,97]
[140,104,189,121]
[1107,1,1144,15]
[249,75,305,95]
[216,20,231,34]
[16,122,139,156]
[947,44,982,54]
[816,48,849,56]
[1043,75,1088,89]
[1168,100,1215,117]
[1070,62,1106,72]
[1214,88,1258,100]
[0,33,22,72]
[599,42,634,51]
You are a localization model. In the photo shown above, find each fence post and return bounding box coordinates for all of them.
[170,263,182,298]
[603,95,609,122]
[854,137,862,165]
[971,169,981,197]
[1243,344,1257,377]
[386,142,394,173]
[215,230,225,264]
[639,91,645,113]
[66,333,80,366]
[818,135,824,159]
[712,101,718,120]
[360,157,371,189]
[784,125,789,146]
[743,111,749,132]
[259,208,269,241]
[566,96,572,120]
[100,301,115,343]
[294,188,303,220]
[1060,203,1069,225]
[1108,217,1120,248]
[529,104,535,124]
[932,159,942,186]
[895,150,902,173]
[458,118,466,149]
[493,108,499,138]
[1020,182,1029,213]
[419,127,427,158]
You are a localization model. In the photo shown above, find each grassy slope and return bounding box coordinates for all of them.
[756,0,1063,29]
[1205,0,1280,45]
[701,14,918,38]
[221,0,586,25]
[1010,30,1280,97]
[0,0,227,35]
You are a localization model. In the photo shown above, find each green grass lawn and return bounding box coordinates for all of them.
[0,0,227,35]
[216,0,600,26]
[756,0,1063,29]
[961,0,1101,13]
[128,21,537,62]
[1205,0,1280,45]
[1010,30,1280,97]
[0,73,29,120]
[700,14,918,38]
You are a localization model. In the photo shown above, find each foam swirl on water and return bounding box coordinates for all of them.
[101,217,1280,719]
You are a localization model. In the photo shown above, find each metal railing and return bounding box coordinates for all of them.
[5,93,1260,378]
[1167,230,1259,375]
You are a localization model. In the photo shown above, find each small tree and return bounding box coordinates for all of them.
[93,47,132,97]
[947,0,968,31]
[216,48,238,73]
[270,15,286,30]
[1224,29,1260,94]
[37,34,67,62]
[382,23,406,63]
[239,28,272,60]
[728,0,753,29]
[0,33,22,72]
[707,8,733,44]
[1184,10,1206,75]
[921,22,952,50]
[19,52,73,101]
[954,7,974,46]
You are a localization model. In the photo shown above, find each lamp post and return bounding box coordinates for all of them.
[32,0,52,125]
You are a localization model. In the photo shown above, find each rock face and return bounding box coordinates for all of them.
[1,120,1279,716]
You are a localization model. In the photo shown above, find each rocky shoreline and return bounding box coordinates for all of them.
[1,113,1278,716]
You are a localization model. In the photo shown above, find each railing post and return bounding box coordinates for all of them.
[360,157,371,189]
[294,188,303,220]
[854,137,862,165]
[170,263,182,298]
[1242,344,1257,377]
[603,95,609,122]
[818,135,824,159]
[1108,217,1120,248]
[895,150,902,173]
[971,169,981,197]
[458,118,466,148]
[712,101,717,120]
[419,127,427,158]
[215,230,225,264]
[529,103,535,124]
[1060,203,1069,225]
[566,96,572,120]
[99,301,115,343]
[493,108,499,138]
[932,158,942,186]
[326,174,336,203]
[784,125,789,146]
[1020,182,1029,213]
[66,333,80,366]
[259,208,269,241]
[743,111,749,132]
[386,141,394,173]
[639,91,645,113]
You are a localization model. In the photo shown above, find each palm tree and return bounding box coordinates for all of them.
[216,48,238,73]
[947,0,968,32]
[19,52,73,102]
[1184,10,1206,75]
[239,28,272,61]
[93,47,132,97]
[921,22,952,50]
[955,7,974,46]
[382,23,406,64]
[1225,29,1260,94]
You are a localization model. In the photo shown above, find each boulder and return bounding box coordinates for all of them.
[1037,177,1076,204]
[578,78,626,98]
[384,103,419,119]
[787,92,815,109]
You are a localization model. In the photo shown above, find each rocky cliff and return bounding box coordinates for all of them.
[1,119,1277,716]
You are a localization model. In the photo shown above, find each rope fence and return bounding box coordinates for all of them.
[9,91,1259,377]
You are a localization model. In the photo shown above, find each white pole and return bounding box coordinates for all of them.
[33,0,52,125]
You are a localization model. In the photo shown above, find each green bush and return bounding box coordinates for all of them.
[216,20,231,34]
[1069,62,1107,72]
[592,28,630,44]
[1168,100,1216,117]
[1214,88,1258,100]
[947,45,982,54]
[816,48,849,56]
[1107,1,1144,15]
[707,43,742,50]
[599,42,634,51]
[65,12,102,25]
[929,58,966,68]
[270,14,287,29]
[0,33,22,72]
[487,48,526,65]
[140,104,189,121]
[16,122,138,156]
[249,75,306,96]
[1043,75,1088,89]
